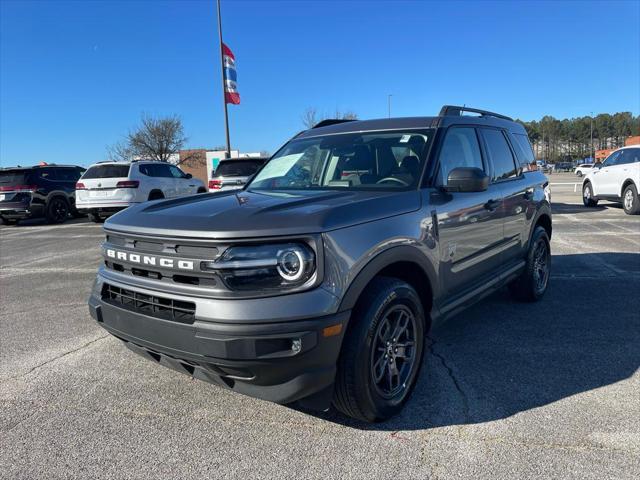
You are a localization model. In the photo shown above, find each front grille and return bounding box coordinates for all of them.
[101,283,196,324]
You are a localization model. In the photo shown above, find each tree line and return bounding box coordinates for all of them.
[516,112,639,162]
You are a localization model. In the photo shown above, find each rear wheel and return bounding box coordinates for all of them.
[46,197,69,224]
[582,182,598,207]
[622,184,640,215]
[510,226,551,302]
[333,277,426,422]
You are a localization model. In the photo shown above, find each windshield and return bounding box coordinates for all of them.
[249,130,432,191]
[82,164,130,179]
[214,159,265,177]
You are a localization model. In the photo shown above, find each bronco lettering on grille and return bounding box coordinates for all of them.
[105,248,194,270]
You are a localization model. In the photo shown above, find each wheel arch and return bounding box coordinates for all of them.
[148,189,164,200]
[528,203,552,248]
[338,246,437,330]
[620,178,637,197]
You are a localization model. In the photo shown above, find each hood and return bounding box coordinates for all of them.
[105,189,421,239]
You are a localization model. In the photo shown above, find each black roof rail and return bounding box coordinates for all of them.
[312,119,357,129]
[439,105,513,122]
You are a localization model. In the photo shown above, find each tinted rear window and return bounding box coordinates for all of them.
[0,170,32,185]
[82,164,130,179]
[511,133,535,166]
[214,160,264,177]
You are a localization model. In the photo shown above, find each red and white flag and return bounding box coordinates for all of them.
[222,43,240,105]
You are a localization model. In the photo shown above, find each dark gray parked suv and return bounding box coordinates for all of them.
[88,106,552,422]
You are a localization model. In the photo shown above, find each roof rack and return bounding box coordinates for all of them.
[439,105,513,121]
[312,119,357,129]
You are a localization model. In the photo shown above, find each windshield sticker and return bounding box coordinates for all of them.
[399,135,411,143]
[253,153,303,181]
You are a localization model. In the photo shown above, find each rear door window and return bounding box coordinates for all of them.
[620,148,640,165]
[481,129,519,181]
[83,164,130,179]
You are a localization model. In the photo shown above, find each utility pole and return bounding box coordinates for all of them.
[217,0,231,159]
[387,94,392,118]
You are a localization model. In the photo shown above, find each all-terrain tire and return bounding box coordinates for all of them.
[333,277,426,422]
[509,226,551,302]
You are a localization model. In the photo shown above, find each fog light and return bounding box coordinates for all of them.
[291,338,302,354]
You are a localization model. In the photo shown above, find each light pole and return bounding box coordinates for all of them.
[590,111,594,163]
[387,94,392,118]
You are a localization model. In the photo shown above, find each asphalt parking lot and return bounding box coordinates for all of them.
[1,179,639,479]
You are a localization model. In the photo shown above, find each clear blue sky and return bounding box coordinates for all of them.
[1,0,638,167]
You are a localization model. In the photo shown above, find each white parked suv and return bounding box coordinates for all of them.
[574,163,595,177]
[76,161,206,222]
[582,146,640,215]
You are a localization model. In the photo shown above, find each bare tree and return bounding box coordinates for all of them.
[301,107,319,129]
[107,114,188,162]
[301,107,358,128]
[106,140,134,162]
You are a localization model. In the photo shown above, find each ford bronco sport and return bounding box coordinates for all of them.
[88,106,552,422]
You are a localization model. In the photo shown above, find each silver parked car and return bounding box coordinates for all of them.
[208,158,268,191]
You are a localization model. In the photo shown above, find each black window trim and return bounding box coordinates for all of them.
[478,126,523,185]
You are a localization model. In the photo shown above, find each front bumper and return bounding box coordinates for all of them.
[88,277,349,406]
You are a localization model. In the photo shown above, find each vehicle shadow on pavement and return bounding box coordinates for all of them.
[0,216,90,228]
[551,202,609,214]
[313,252,640,430]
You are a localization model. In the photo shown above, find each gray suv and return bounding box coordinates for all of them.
[88,106,552,422]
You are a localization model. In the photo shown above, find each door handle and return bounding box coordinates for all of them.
[484,199,501,211]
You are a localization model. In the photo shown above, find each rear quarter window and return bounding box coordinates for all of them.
[510,133,535,168]
[82,164,130,179]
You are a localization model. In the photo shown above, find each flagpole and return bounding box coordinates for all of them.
[217,0,231,159]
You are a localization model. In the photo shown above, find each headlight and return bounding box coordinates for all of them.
[202,243,316,291]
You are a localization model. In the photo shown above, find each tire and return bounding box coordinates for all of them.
[333,277,426,422]
[622,184,640,215]
[510,226,551,302]
[88,213,104,223]
[45,197,69,224]
[582,182,598,207]
[148,191,164,201]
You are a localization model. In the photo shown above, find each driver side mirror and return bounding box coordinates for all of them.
[444,167,489,193]
[185,173,193,179]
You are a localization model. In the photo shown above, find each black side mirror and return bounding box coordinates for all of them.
[445,167,489,192]
[185,173,193,179]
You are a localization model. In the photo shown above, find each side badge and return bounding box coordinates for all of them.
[447,242,457,258]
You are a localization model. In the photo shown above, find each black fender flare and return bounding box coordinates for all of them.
[338,245,439,313]
[528,202,552,248]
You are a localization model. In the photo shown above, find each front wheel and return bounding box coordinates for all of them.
[582,182,598,207]
[333,277,426,422]
[510,226,551,302]
[623,184,640,215]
